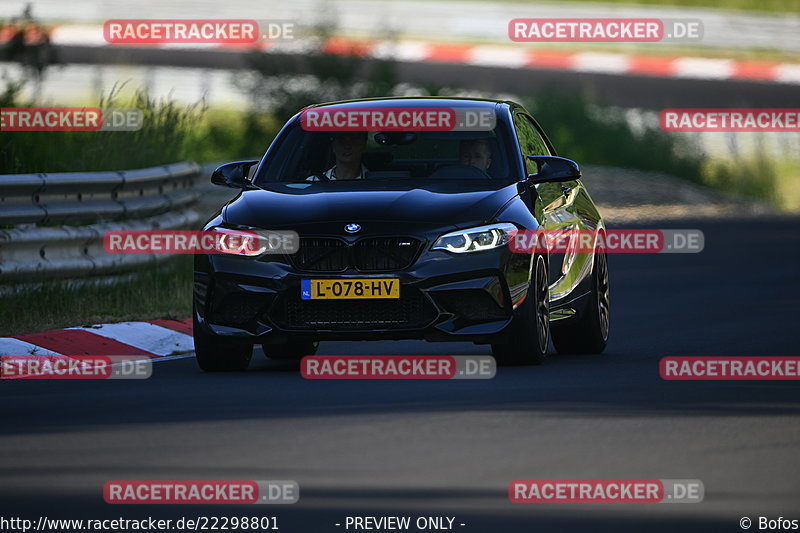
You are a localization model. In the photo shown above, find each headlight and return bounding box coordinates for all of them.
[432,223,518,253]
[209,226,299,256]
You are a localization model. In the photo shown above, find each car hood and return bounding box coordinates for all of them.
[223,180,520,229]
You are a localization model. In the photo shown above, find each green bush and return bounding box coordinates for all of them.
[525,92,705,180]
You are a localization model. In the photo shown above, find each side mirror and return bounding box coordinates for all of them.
[525,156,581,184]
[211,160,259,189]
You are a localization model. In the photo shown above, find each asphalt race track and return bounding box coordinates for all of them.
[2,216,799,532]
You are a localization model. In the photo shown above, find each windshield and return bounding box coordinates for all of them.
[254,117,517,185]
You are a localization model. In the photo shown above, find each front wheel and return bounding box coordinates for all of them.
[552,251,610,355]
[491,254,549,366]
[193,316,253,372]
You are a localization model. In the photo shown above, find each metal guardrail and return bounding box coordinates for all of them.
[0,161,201,225]
[0,162,205,283]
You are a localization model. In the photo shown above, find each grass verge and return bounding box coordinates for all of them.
[0,87,201,173]
[701,156,800,211]
[0,256,193,337]
[527,92,705,178]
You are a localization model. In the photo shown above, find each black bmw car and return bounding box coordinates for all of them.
[193,97,610,371]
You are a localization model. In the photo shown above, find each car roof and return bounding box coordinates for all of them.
[303,96,517,112]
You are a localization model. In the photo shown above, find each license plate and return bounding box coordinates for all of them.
[301,279,400,300]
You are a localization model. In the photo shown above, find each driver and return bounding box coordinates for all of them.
[458,139,492,173]
[308,131,369,180]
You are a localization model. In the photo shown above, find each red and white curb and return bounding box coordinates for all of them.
[326,38,800,84]
[0,319,194,357]
[3,26,799,85]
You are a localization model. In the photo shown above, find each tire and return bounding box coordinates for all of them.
[263,341,319,361]
[491,254,549,366]
[193,316,253,372]
[552,251,610,355]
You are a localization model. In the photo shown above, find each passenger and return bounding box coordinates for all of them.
[308,131,369,180]
[458,139,492,172]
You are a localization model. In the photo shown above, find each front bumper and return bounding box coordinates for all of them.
[194,246,531,344]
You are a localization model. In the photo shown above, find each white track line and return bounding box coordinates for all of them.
[672,57,734,79]
[776,64,800,84]
[572,52,632,74]
[468,46,529,68]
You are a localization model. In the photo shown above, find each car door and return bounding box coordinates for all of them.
[512,111,597,306]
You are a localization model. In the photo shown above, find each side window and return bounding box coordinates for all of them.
[513,113,550,175]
